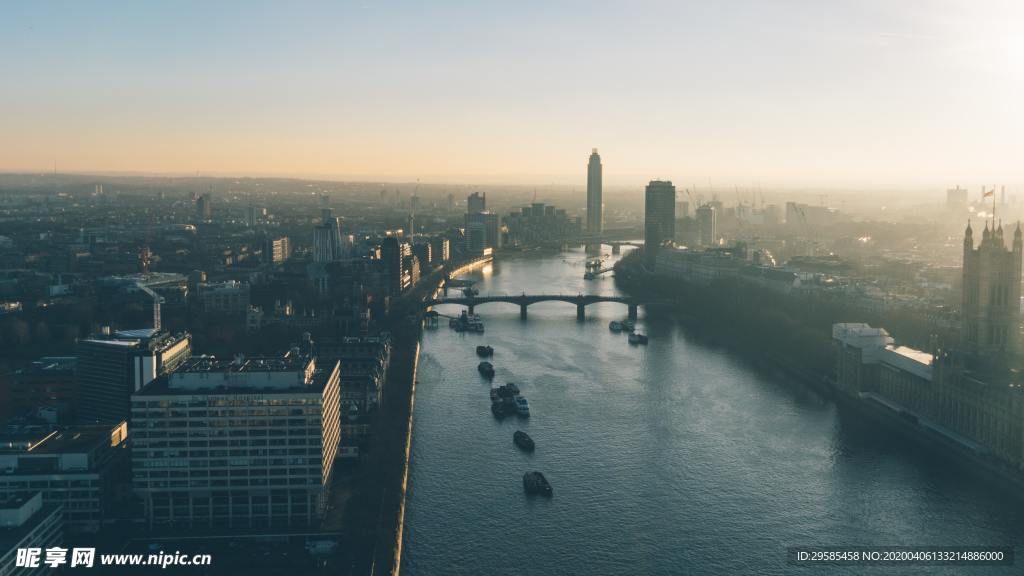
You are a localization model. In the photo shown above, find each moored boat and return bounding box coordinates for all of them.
[609,321,623,332]
[476,345,494,357]
[515,396,530,416]
[628,332,640,344]
[522,471,553,496]
[513,430,535,451]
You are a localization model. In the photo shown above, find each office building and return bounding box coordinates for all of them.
[380,237,411,295]
[196,194,212,222]
[131,352,341,529]
[504,203,581,247]
[465,212,500,256]
[318,337,391,458]
[785,201,837,228]
[467,192,486,214]
[586,149,602,235]
[245,204,258,228]
[3,358,77,422]
[77,330,191,425]
[0,493,62,576]
[946,186,968,210]
[198,281,250,314]
[313,210,344,263]
[412,242,433,268]
[0,423,128,533]
[696,204,717,247]
[431,237,450,264]
[644,180,676,265]
[960,221,1022,362]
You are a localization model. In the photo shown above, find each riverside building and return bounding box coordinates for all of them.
[130,351,341,530]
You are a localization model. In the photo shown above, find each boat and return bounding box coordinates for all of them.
[635,333,649,344]
[492,396,517,417]
[513,430,535,451]
[490,383,524,418]
[628,333,640,344]
[609,321,623,332]
[478,361,495,378]
[452,311,485,333]
[515,396,530,416]
[476,345,494,357]
[522,471,553,496]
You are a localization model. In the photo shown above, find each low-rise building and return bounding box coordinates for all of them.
[0,423,128,533]
[197,281,250,314]
[833,322,1024,467]
[0,492,63,576]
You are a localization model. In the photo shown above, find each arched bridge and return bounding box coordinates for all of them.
[423,293,647,321]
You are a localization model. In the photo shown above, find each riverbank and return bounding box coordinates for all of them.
[368,258,489,575]
[613,251,1024,501]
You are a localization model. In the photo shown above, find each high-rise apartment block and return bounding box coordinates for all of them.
[586,149,602,235]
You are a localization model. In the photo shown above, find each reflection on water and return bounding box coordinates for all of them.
[402,247,1022,576]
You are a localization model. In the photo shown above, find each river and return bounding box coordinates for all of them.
[400,247,1021,575]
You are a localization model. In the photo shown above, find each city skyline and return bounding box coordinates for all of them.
[2,1,1023,189]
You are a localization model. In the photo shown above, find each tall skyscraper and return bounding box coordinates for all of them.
[644,180,676,266]
[586,149,602,235]
[960,220,1022,362]
[696,204,717,247]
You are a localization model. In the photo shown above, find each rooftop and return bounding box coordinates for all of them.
[137,364,337,397]
[175,354,311,374]
[888,345,933,366]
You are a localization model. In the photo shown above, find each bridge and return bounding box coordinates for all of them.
[577,237,644,254]
[423,293,643,321]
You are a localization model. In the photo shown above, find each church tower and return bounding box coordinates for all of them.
[961,220,1023,364]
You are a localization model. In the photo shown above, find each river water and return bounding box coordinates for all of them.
[401,247,1021,575]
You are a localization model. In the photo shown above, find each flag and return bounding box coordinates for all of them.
[984,188,995,198]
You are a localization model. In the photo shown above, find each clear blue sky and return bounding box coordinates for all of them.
[2,0,1022,189]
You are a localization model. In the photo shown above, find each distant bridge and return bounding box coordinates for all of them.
[423,293,645,321]
[576,237,643,253]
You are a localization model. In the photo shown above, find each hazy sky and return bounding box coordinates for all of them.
[2,1,1022,189]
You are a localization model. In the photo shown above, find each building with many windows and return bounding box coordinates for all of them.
[0,423,128,533]
[130,351,341,530]
[644,180,676,266]
[197,281,250,314]
[586,149,602,235]
[77,330,191,425]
